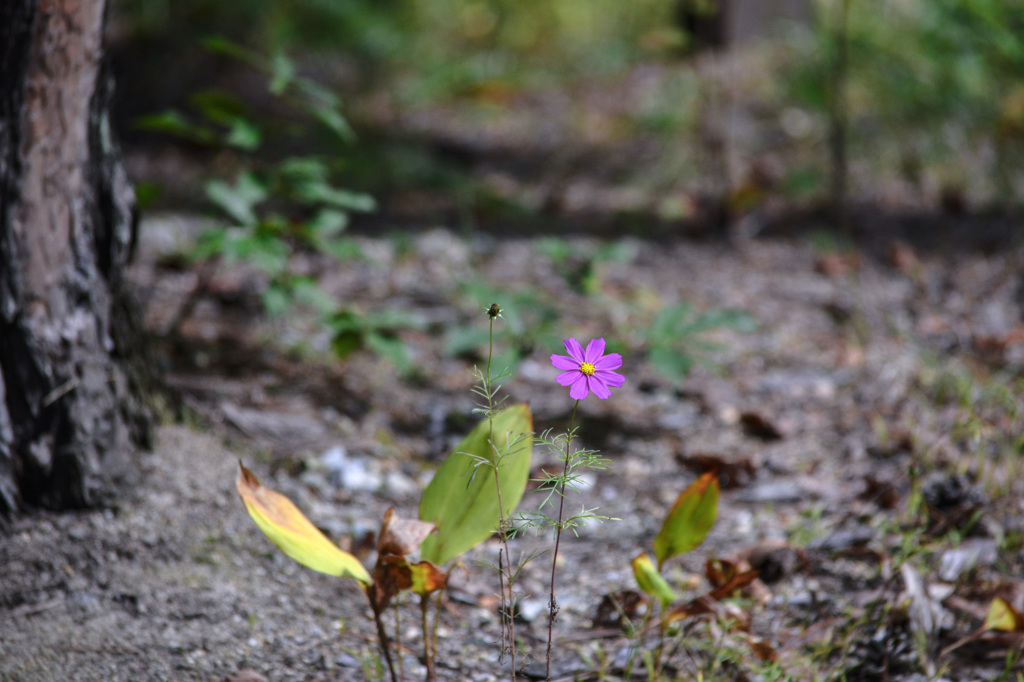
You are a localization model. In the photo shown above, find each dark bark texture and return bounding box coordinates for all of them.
[0,0,152,512]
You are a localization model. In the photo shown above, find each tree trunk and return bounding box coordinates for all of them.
[0,0,152,512]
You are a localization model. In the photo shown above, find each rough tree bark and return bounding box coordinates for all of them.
[0,0,152,512]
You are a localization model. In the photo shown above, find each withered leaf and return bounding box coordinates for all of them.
[378,507,435,558]
[371,555,413,611]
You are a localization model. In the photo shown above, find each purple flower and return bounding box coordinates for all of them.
[551,338,625,401]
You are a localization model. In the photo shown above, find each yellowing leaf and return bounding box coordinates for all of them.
[409,561,448,596]
[236,463,371,585]
[985,597,1024,632]
[419,404,533,566]
[632,552,677,608]
[653,472,719,569]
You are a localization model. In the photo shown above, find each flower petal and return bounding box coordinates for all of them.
[551,354,580,370]
[569,373,590,400]
[588,375,612,399]
[584,338,606,364]
[556,370,581,387]
[594,353,622,370]
[563,338,585,363]
[596,369,625,388]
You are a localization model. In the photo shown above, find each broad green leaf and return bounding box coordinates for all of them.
[984,597,1024,632]
[653,472,719,569]
[632,552,677,607]
[236,463,371,585]
[419,404,533,565]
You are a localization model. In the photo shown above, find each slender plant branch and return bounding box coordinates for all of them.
[654,605,670,678]
[483,305,518,679]
[394,600,404,682]
[432,591,442,662]
[420,596,435,682]
[545,398,580,680]
[366,589,400,682]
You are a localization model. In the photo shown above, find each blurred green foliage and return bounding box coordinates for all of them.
[643,303,758,386]
[118,0,1024,208]
[785,0,1024,203]
[116,0,407,57]
[329,308,424,374]
[138,42,426,371]
[138,41,372,311]
[115,0,686,93]
[445,281,562,374]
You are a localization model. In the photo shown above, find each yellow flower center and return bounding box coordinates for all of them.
[580,362,596,376]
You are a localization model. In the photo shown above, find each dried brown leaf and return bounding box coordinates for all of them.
[378,507,435,558]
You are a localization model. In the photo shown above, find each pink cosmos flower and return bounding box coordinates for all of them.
[551,337,625,400]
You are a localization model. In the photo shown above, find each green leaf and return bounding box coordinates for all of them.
[444,326,492,357]
[653,472,719,569]
[262,282,292,317]
[365,332,411,373]
[225,118,262,151]
[647,345,693,385]
[419,404,533,565]
[224,232,288,273]
[189,90,249,125]
[686,308,759,335]
[307,209,349,241]
[306,185,377,212]
[134,182,163,211]
[632,552,677,607]
[202,36,262,70]
[268,51,296,95]
[205,173,267,226]
[651,303,695,340]
[320,237,362,261]
[135,110,217,144]
[236,463,371,585]
[291,278,337,316]
[985,596,1024,632]
[278,157,374,212]
[331,330,363,359]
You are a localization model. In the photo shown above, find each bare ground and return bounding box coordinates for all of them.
[3,217,1024,681]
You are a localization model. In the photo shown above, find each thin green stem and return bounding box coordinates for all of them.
[623,597,655,681]
[486,313,517,679]
[545,399,580,681]
[654,606,669,678]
